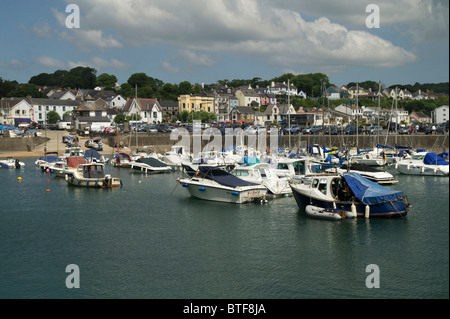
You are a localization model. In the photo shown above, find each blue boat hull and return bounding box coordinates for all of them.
[291,187,408,218]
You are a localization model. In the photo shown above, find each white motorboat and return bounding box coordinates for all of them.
[112,152,132,168]
[48,156,88,178]
[130,157,173,174]
[178,166,267,204]
[395,152,449,176]
[0,157,25,169]
[349,146,397,166]
[162,145,191,169]
[60,146,85,159]
[66,162,122,188]
[272,157,325,181]
[231,163,291,196]
[326,163,398,184]
[290,173,410,218]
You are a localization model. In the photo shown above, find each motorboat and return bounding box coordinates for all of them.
[35,152,59,168]
[47,156,88,178]
[112,152,132,168]
[272,157,325,181]
[65,162,122,188]
[84,137,103,151]
[0,157,25,169]
[60,146,85,159]
[162,145,191,170]
[395,152,449,176]
[84,149,109,164]
[349,145,397,166]
[326,162,398,184]
[290,172,410,218]
[178,166,267,204]
[131,146,158,161]
[230,163,291,196]
[130,157,173,174]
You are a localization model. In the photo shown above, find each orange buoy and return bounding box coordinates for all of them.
[46,189,51,192]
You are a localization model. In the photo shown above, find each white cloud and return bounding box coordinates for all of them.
[161,61,180,74]
[180,50,216,67]
[37,56,66,69]
[55,0,419,73]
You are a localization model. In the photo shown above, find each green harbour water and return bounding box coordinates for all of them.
[0,157,448,299]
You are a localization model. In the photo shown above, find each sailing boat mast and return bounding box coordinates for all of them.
[288,79,291,150]
[356,82,359,151]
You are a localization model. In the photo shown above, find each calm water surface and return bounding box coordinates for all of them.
[0,158,448,299]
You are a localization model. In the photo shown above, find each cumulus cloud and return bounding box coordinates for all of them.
[161,61,180,74]
[52,0,423,73]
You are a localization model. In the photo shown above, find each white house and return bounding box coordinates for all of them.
[0,98,33,126]
[29,98,81,124]
[123,98,163,124]
[104,95,126,110]
[235,88,261,107]
[431,105,449,123]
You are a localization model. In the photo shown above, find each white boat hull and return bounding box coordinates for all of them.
[305,205,352,220]
[396,163,449,176]
[179,178,267,204]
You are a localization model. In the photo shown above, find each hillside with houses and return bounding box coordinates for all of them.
[0,68,448,132]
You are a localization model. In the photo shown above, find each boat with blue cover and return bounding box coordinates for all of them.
[395,152,449,176]
[290,172,410,218]
[130,157,173,173]
[178,166,267,204]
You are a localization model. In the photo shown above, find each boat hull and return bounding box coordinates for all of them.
[66,174,121,188]
[179,178,267,204]
[291,183,408,218]
[396,163,449,176]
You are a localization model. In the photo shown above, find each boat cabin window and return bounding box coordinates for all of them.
[277,163,289,170]
[233,170,249,177]
[82,165,105,178]
[318,179,327,195]
[312,179,319,188]
[259,168,271,178]
[292,161,305,175]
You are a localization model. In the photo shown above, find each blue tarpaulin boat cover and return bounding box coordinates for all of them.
[376,143,394,150]
[423,152,449,166]
[198,166,259,187]
[84,149,102,160]
[342,172,405,205]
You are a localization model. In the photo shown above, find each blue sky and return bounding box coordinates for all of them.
[0,0,448,89]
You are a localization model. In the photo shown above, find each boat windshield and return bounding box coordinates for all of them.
[411,155,425,160]
[293,161,305,175]
[82,165,105,178]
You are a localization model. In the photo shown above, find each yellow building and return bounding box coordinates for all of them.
[178,95,215,114]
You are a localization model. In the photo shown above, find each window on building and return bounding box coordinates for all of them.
[153,112,157,118]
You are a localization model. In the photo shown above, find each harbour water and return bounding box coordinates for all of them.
[0,157,448,299]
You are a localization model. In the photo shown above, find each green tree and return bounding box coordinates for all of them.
[47,111,61,124]
[96,73,118,88]
[178,81,192,94]
[113,113,127,124]
[7,84,43,98]
[118,83,134,98]
[0,78,18,98]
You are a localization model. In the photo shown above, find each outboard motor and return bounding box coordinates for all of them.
[15,159,20,169]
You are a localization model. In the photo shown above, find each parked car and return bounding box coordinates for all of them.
[301,126,311,134]
[309,125,322,134]
[156,124,171,133]
[323,126,339,135]
[397,126,412,134]
[369,127,384,135]
[436,123,449,134]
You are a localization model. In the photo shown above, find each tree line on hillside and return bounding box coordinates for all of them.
[0,67,448,117]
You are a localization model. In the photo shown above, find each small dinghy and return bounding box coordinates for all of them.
[305,205,354,220]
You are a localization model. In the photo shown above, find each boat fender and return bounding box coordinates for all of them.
[181,183,188,187]
[199,186,206,191]
[421,166,425,173]
[351,202,357,218]
[231,191,239,196]
[365,205,370,219]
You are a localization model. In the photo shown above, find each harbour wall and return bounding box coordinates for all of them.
[107,133,449,154]
[0,134,448,154]
[0,136,49,153]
